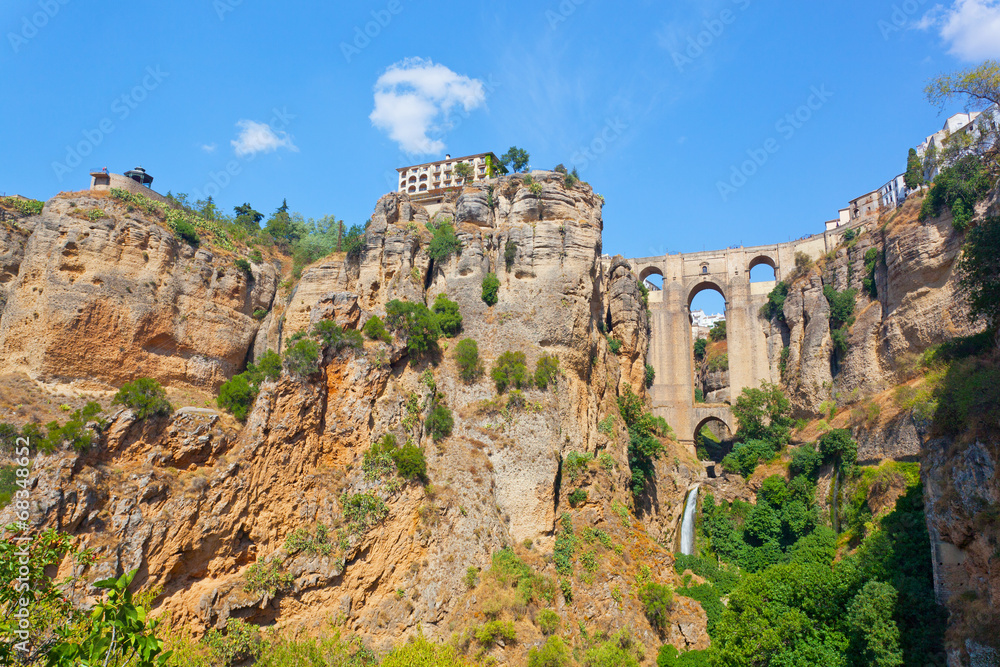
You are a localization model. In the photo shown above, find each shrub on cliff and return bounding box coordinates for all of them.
[958,215,1000,334]
[760,281,789,321]
[312,320,363,352]
[432,293,463,337]
[386,300,441,357]
[362,315,392,343]
[284,337,321,378]
[217,374,256,422]
[392,440,428,482]
[113,377,172,420]
[694,338,707,360]
[428,221,460,263]
[482,272,500,306]
[455,338,482,382]
[639,582,673,635]
[645,363,656,387]
[492,351,529,393]
[534,353,560,390]
[382,635,471,667]
[173,219,200,246]
[529,636,571,667]
[504,240,517,271]
[426,403,454,441]
[217,350,282,421]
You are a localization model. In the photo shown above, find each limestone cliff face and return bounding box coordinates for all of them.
[0,194,279,391]
[774,198,980,436]
[3,175,707,662]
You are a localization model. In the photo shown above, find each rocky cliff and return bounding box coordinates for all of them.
[1,175,708,663]
[762,192,1000,665]
[0,193,279,392]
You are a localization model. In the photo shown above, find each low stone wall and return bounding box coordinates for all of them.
[91,173,173,207]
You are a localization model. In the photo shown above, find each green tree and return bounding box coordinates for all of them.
[904,148,925,189]
[454,338,482,382]
[693,338,707,360]
[234,203,263,231]
[453,162,474,182]
[385,300,442,357]
[731,382,793,447]
[789,443,822,480]
[114,378,172,420]
[264,199,307,245]
[818,429,857,470]
[639,582,673,635]
[1,529,80,664]
[432,294,463,336]
[428,222,460,263]
[500,146,530,173]
[482,272,500,306]
[284,338,321,378]
[426,403,454,441]
[492,351,528,393]
[958,215,1000,333]
[846,581,904,667]
[709,321,727,341]
[362,315,392,343]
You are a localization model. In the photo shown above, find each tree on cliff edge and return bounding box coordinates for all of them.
[904,148,924,189]
[500,146,530,173]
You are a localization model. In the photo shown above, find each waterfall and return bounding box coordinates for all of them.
[679,485,700,556]
[831,468,841,534]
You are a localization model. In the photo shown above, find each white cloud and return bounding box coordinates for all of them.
[230,120,298,157]
[920,0,1000,61]
[369,58,486,155]
[200,143,217,153]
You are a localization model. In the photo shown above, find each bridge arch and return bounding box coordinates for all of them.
[687,280,727,309]
[638,265,664,283]
[748,254,779,282]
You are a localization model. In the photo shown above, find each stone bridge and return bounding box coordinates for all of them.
[627,229,842,446]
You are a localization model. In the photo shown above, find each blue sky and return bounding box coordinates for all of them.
[2,0,999,316]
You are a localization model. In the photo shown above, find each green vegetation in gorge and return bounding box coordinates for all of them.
[676,383,946,666]
[618,384,670,498]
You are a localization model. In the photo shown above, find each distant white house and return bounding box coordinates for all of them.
[691,309,725,328]
[878,174,908,211]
